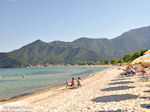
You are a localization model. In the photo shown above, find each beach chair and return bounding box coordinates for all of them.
[65,80,71,88]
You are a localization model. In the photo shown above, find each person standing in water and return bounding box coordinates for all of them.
[22,74,25,78]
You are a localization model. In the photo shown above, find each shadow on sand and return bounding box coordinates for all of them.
[98,109,121,112]
[109,81,134,85]
[101,86,135,91]
[143,90,150,93]
[111,77,131,82]
[111,78,126,81]
[139,96,150,100]
[92,94,138,102]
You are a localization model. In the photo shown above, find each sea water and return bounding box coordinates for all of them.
[0,66,109,99]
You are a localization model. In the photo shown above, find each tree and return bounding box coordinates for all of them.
[132,51,141,60]
[140,49,149,56]
[118,59,124,63]
[122,54,133,62]
[113,49,149,64]
[111,58,119,64]
[100,60,105,64]
[104,60,111,64]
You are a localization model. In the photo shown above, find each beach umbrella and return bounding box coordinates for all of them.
[131,57,143,64]
[144,49,150,55]
[131,54,150,64]
[140,54,150,63]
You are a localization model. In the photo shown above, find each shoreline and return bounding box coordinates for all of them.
[22,66,122,111]
[0,64,113,69]
[0,65,113,102]
[1,66,150,111]
[4,66,145,112]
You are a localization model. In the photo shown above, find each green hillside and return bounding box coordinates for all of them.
[0,26,150,68]
[1,40,107,67]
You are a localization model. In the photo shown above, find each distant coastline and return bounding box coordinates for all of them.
[26,64,113,68]
[0,64,113,69]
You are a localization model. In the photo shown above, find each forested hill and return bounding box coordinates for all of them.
[0,26,150,67]
[72,26,150,58]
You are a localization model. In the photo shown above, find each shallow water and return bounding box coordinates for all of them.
[0,66,109,99]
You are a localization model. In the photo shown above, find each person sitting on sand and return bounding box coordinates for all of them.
[65,77,77,88]
[77,77,82,86]
[71,77,76,86]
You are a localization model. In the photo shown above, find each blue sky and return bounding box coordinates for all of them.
[0,0,150,52]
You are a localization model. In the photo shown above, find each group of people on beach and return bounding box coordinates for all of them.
[66,77,82,88]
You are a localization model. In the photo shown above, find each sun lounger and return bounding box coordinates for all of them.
[145,105,150,108]
[141,104,150,109]
[120,70,135,76]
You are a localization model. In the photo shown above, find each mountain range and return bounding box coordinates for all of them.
[0,26,150,67]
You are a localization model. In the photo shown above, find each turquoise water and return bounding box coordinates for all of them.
[0,66,109,99]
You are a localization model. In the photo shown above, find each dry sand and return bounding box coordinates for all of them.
[2,67,150,112]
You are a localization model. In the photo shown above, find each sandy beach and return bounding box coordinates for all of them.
[2,67,150,112]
